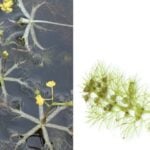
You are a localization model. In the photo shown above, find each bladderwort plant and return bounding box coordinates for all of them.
[83,63,150,138]
[10,80,73,150]
[0,0,73,149]
[0,51,29,102]
[0,22,24,48]
[11,0,73,51]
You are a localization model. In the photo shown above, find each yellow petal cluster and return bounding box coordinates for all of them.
[46,80,56,88]
[0,0,14,13]
[35,94,45,106]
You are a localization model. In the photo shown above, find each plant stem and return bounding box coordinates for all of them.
[46,106,67,123]
[4,63,19,76]
[39,105,44,121]
[52,101,73,107]
[15,124,41,150]
[10,108,39,124]
[46,123,72,135]
[19,17,73,28]
[51,87,54,102]
[33,20,73,28]
[42,126,53,149]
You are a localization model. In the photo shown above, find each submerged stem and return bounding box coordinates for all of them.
[15,124,41,150]
[4,77,29,87]
[19,17,73,28]
[4,63,19,76]
[1,80,8,102]
[30,26,45,50]
[33,20,73,28]
[42,126,53,149]
[46,106,67,123]
[46,123,72,135]
[17,0,30,18]
[10,108,39,124]
[23,24,31,50]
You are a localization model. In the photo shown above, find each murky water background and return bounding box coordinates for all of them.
[0,0,73,149]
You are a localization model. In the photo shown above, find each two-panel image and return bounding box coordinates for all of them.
[0,0,150,150]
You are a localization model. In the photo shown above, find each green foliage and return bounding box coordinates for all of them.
[83,63,150,138]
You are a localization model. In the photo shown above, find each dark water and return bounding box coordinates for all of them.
[0,0,73,149]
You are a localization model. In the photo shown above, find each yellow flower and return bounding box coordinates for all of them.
[35,94,45,106]
[46,80,56,88]
[0,0,14,13]
[2,50,9,59]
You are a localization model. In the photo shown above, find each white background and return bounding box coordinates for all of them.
[74,0,150,150]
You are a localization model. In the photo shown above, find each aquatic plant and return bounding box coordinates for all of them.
[10,80,73,149]
[0,51,29,102]
[0,22,24,48]
[0,0,73,149]
[14,0,73,51]
[83,63,150,138]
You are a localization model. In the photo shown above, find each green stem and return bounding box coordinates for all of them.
[45,101,73,107]
[52,101,73,107]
